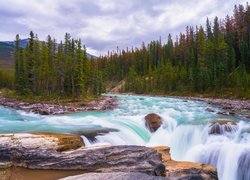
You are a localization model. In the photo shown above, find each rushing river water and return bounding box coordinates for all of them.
[0,94,250,180]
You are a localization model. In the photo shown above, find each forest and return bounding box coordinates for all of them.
[13,32,104,98]
[0,4,249,99]
[96,4,250,97]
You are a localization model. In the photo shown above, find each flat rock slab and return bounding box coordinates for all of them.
[0,145,165,176]
[60,172,167,180]
[0,133,84,152]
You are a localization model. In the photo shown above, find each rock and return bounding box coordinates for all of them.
[208,119,238,135]
[186,97,250,119]
[145,113,163,132]
[78,128,119,141]
[206,108,215,112]
[217,111,229,115]
[229,111,236,115]
[0,144,165,176]
[153,146,218,180]
[0,96,118,115]
[0,133,84,152]
[60,172,167,180]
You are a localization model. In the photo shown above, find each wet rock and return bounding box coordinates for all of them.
[229,111,236,115]
[153,146,218,180]
[217,111,229,115]
[145,113,163,132]
[78,128,119,141]
[60,172,167,180]
[206,108,215,112]
[208,119,238,135]
[0,145,165,176]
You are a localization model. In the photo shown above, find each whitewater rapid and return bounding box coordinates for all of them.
[0,94,249,180]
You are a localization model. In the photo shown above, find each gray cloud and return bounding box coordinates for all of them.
[0,0,248,55]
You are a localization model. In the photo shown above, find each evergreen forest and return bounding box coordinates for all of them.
[1,4,249,99]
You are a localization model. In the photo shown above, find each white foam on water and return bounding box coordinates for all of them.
[0,94,249,180]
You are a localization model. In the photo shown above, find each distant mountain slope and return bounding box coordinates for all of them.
[0,39,96,70]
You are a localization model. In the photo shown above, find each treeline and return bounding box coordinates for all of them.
[14,32,104,97]
[97,4,250,96]
[4,3,250,98]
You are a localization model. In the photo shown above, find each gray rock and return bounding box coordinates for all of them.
[60,172,167,180]
[0,145,165,176]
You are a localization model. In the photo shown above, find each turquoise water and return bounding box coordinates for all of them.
[0,94,249,180]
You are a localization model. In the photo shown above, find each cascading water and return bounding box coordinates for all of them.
[0,94,249,180]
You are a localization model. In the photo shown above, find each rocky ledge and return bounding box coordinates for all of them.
[154,146,218,180]
[0,96,118,115]
[0,133,218,180]
[185,97,250,118]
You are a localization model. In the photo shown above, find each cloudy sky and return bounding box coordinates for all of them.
[0,0,248,55]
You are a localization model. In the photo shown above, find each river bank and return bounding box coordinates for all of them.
[0,95,118,115]
[184,96,250,118]
[1,90,249,118]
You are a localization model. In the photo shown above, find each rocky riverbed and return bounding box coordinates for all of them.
[0,96,118,115]
[112,92,250,119]
[185,97,250,118]
[0,133,218,180]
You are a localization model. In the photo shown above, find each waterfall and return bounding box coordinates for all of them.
[0,94,249,180]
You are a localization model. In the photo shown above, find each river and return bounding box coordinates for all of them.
[0,94,249,180]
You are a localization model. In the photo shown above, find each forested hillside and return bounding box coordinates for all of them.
[13,32,103,97]
[96,4,250,98]
[1,4,249,99]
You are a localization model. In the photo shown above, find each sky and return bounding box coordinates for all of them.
[0,0,248,56]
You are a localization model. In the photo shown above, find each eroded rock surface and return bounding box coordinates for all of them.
[0,141,165,176]
[0,134,218,180]
[0,133,84,152]
[153,146,218,180]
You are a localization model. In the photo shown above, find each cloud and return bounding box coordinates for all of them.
[0,0,248,55]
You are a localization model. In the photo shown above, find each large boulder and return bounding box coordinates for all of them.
[153,146,218,180]
[0,133,218,180]
[0,142,165,176]
[208,119,238,135]
[145,113,163,132]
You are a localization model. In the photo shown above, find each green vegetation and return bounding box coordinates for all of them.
[0,4,249,99]
[14,32,104,98]
[96,4,250,99]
